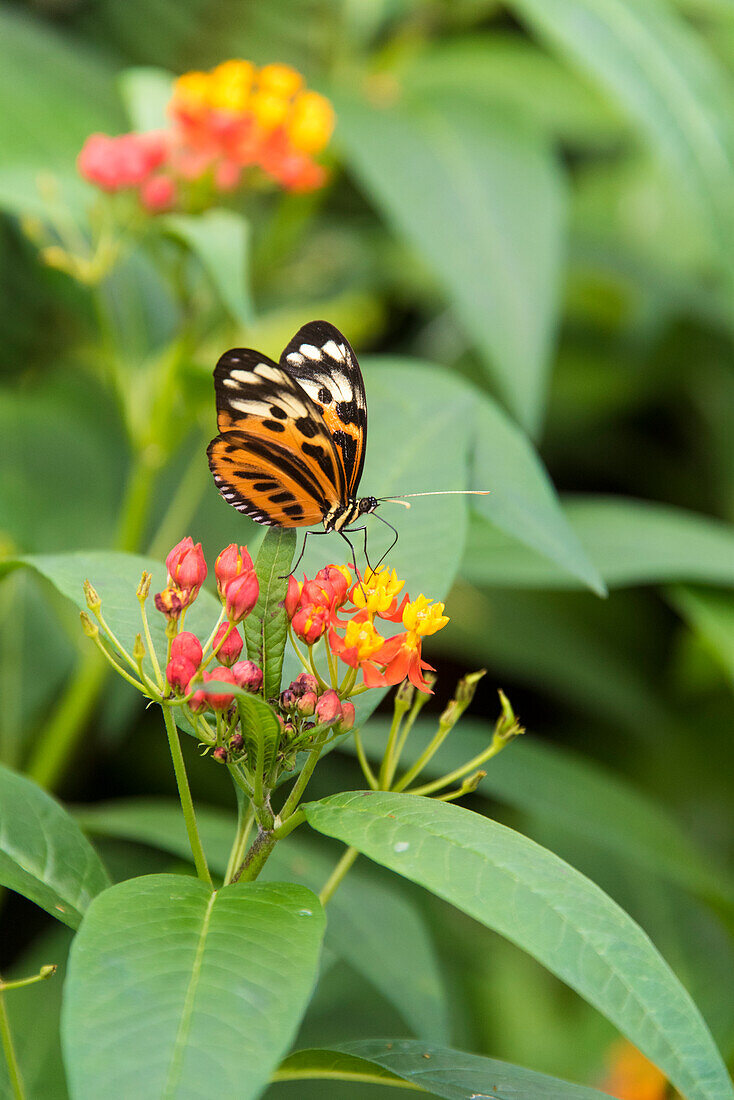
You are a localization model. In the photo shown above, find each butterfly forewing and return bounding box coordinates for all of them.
[207,348,345,527]
[280,320,367,497]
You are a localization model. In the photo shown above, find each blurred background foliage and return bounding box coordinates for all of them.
[2,0,734,1096]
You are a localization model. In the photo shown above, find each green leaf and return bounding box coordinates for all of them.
[464,496,734,589]
[302,792,734,1100]
[237,690,282,781]
[668,585,734,686]
[245,527,296,700]
[352,719,734,909]
[335,94,567,434]
[118,66,175,131]
[470,396,605,595]
[506,0,734,288]
[0,550,222,679]
[278,1041,616,1098]
[75,799,452,1043]
[163,210,253,327]
[62,875,325,1099]
[0,763,109,928]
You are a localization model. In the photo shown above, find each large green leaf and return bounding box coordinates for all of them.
[334,94,567,434]
[163,210,253,327]
[245,528,297,701]
[62,875,325,1099]
[506,0,734,288]
[470,399,605,595]
[0,763,109,928]
[0,550,221,677]
[352,719,734,908]
[464,496,734,590]
[75,799,451,1043]
[302,792,734,1100]
[668,585,734,686]
[277,1041,615,1098]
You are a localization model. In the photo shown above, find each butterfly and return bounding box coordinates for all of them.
[207,319,487,570]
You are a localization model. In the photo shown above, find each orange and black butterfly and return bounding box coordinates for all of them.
[207,319,486,568]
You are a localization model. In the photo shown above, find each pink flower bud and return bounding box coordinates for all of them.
[215,544,254,597]
[297,690,317,717]
[202,666,236,710]
[231,660,263,693]
[337,700,355,733]
[170,631,203,669]
[166,655,197,693]
[280,688,297,709]
[315,689,342,725]
[212,746,228,763]
[292,605,327,645]
[212,623,243,667]
[139,174,177,212]
[166,537,207,601]
[224,570,259,622]
[77,134,121,191]
[284,574,301,618]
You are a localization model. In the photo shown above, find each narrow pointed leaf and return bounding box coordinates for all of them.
[303,792,734,1100]
[0,763,109,928]
[244,527,296,700]
[278,1041,616,1098]
[62,875,325,1099]
[163,210,253,326]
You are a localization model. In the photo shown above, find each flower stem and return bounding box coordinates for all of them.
[0,966,56,994]
[378,706,404,790]
[354,730,378,790]
[319,846,359,906]
[161,705,212,887]
[279,734,329,822]
[224,801,255,885]
[392,720,454,793]
[408,740,504,796]
[0,990,24,1100]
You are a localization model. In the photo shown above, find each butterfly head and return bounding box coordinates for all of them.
[358,496,378,516]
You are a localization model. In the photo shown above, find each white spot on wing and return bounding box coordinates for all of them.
[322,339,344,361]
[223,377,239,388]
[299,343,321,360]
[254,362,282,381]
[286,352,304,365]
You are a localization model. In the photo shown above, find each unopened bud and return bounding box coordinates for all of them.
[38,964,57,981]
[133,633,146,663]
[83,579,101,613]
[395,679,415,710]
[212,746,228,763]
[336,700,355,733]
[456,669,486,706]
[462,770,486,794]
[80,611,99,638]
[439,699,461,729]
[315,689,342,725]
[137,571,152,601]
[494,689,524,744]
[212,623,243,667]
[296,690,317,717]
[229,733,244,753]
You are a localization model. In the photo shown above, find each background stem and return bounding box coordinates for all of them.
[0,991,25,1100]
[162,706,212,887]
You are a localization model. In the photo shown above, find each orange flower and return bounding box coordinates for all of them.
[600,1042,670,1100]
[373,595,449,691]
[329,610,388,687]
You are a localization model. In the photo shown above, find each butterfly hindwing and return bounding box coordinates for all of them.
[280,320,367,497]
[207,348,346,527]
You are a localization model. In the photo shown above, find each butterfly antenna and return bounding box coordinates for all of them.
[380,490,489,502]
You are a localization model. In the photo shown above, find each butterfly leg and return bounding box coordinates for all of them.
[338,528,365,579]
[280,529,329,579]
[370,512,400,574]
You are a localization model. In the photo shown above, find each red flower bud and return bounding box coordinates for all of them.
[212,623,243,667]
[215,544,254,597]
[201,666,236,710]
[139,173,176,212]
[166,655,197,693]
[229,732,244,753]
[292,604,328,645]
[336,700,355,733]
[212,746,228,763]
[315,689,342,725]
[296,690,317,717]
[231,660,263,693]
[154,586,185,620]
[280,688,297,709]
[165,537,207,601]
[224,570,259,622]
[284,574,301,618]
[315,565,350,608]
[170,631,203,668]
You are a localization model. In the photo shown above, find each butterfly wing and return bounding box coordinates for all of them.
[280,320,367,498]
[207,348,346,527]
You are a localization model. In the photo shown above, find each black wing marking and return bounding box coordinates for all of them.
[279,320,368,497]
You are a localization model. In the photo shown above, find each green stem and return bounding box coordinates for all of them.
[25,653,106,788]
[319,846,359,905]
[224,802,254,885]
[0,990,24,1100]
[279,735,328,822]
[0,966,56,994]
[354,730,378,790]
[378,706,404,790]
[388,692,426,785]
[161,705,212,887]
[408,740,504,797]
[392,721,454,794]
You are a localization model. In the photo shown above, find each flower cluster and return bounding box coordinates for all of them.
[287,564,449,692]
[78,60,334,211]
